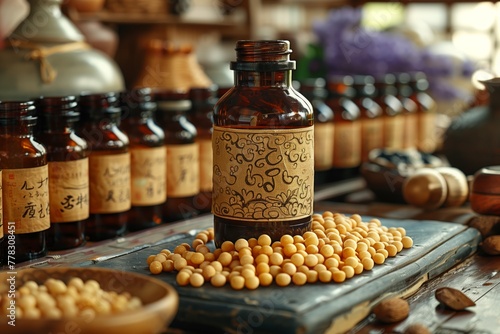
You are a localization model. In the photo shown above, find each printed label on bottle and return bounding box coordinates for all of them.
[167,143,199,197]
[383,115,404,149]
[314,123,334,171]
[89,153,131,214]
[212,126,314,222]
[361,118,384,161]
[131,146,167,206]
[199,138,213,192]
[403,113,418,149]
[48,159,89,223]
[0,170,3,239]
[3,165,50,234]
[418,112,437,153]
[333,122,361,168]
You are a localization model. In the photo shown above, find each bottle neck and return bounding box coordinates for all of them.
[234,70,292,88]
[0,120,36,137]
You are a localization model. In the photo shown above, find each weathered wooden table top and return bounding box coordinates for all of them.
[8,197,498,334]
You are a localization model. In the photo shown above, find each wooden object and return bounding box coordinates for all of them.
[470,166,500,215]
[89,216,480,334]
[0,267,179,334]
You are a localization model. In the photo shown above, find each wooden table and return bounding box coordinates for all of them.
[5,178,500,334]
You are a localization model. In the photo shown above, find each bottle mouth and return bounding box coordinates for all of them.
[231,40,295,71]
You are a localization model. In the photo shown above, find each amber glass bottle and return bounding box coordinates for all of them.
[212,40,314,246]
[188,86,217,213]
[409,72,437,153]
[299,78,334,185]
[120,88,166,231]
[77,93,130,241]
[396,73,418,149]
[326,75,361,180]
[374,73,404,150]
[352,75,383,162]
[37,96,89,250]
[155,90,199,222]
[0,100,49,262]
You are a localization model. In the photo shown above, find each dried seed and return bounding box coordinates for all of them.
[481,235,500,255]
[435,287,475,311]
[404,323,431,334]
[372,297,409,323]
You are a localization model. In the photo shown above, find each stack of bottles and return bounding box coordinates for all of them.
[297,71,437,184]
[0,86,217,265]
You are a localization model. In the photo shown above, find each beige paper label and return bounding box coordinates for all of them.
[130,146,167,206]
[418,112,437,153]
[383,115,404,149]
[314,123,334,171]
[89,153,131,214]
[333,122,361,168]
[48,159,89,223]
[3,166,50,234]
[403,113,418,149]
[212,126,314,222]
[0,170,2,239]
[361,118,384,161]
[167,143,199,197]
[199,138,213,192]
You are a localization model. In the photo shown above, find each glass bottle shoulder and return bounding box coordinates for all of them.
[214,87,313,128]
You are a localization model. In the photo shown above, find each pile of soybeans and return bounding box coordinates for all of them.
[146,212,414,289]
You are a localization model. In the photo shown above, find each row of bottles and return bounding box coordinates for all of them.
[0,86,216,264]
[301,71,437,184]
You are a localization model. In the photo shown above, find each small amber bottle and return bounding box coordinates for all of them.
[37,96,89,250]
[0,100,49,262]
[326,75,361,180]
[120,88,166,231]
[396,73,418,149]
[374,73,404,150]
[409,72,437,153]
[299,78,334,185]
[352,75,384,162]
[212,40,314,246]
[154,90,200,222]
[188,86,217,213]
[77,93,131,241]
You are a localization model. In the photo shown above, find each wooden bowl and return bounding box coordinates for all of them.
[0,267,178,334]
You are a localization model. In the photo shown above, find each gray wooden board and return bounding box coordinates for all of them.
[86,217,481,334]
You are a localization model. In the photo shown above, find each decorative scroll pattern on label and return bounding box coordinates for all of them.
[48,159,89,223]
[131,146,167,206]
[3,165,50,234]
[212,126,314,222]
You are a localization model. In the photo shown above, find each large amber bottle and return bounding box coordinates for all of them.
[0,100,49,262]
[212,40,314,246]
[77,93,130,241]
[37,96,89,250]
[120,88,166,231]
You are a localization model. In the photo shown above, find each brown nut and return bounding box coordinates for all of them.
[372,297,410,323]
[435,287,475,311]
[481,235,500,255]
[404,323,431,334]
